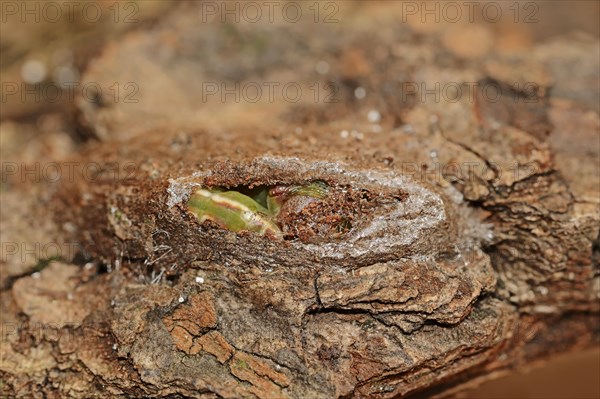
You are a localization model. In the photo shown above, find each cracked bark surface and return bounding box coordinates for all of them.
[1,2,599,398]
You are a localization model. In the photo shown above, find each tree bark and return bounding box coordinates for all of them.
[1,2,598,398]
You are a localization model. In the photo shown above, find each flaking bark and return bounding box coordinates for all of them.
[1,3,598,398]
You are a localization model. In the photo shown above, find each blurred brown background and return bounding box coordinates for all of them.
[465,347,599,398]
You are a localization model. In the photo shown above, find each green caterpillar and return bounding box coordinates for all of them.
[187,181,328,237]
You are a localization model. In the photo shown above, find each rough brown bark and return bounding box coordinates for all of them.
[1,2,598,398]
